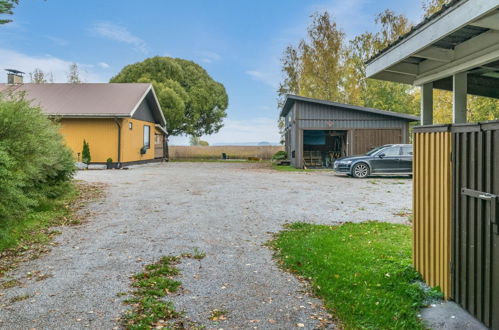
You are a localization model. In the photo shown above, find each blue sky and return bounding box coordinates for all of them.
[0,0,423,145]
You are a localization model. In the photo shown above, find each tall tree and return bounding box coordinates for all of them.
[0,0,18,24]
[359,11,418,115]
[111,56,228,156]
[279,12,345,104]
[67,63,82,83]
[29,68,53,83]
[421,0,450,17]
[279,10,418,116]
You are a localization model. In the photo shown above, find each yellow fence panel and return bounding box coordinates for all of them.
[413,128,452,298]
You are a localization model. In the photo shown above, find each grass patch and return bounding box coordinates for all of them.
[0,181,104,278]
[271,164,312,172]
[170,158,263,163]
[9,293,32,303]
[0,186,77,253]
[270,222,441,329]
[182,248,206,260]
[208,309,228,321]
[122,253,206,329]
[123,256,182,329]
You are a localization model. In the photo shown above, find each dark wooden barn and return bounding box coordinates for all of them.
[280,95,419,168]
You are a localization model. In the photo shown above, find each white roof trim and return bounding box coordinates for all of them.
[129,84,167,127]
[366,0,499,79]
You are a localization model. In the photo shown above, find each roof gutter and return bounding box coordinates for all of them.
[114,118,122,168]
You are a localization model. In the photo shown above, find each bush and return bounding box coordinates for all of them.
[0,95,75,223]
[82,140,91,164]
[272,150,288,161]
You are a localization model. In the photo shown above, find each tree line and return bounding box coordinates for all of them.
[278,0,499,124]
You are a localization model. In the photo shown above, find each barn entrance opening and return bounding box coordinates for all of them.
[303,130,347,168]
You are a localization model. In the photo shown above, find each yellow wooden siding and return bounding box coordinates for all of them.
[413,131,452,298]
[59,118,118,163]
[59,118,156,163]
[120,118,155,163]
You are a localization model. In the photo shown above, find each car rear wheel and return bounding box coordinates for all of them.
[352,163,370,178]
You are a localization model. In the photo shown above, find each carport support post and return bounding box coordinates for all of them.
[421,82,433,125]
[453,72,467,124]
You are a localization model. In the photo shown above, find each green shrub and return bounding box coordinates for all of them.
[82,140,91,164]
[272,150,288,161]
[0,95,75,224]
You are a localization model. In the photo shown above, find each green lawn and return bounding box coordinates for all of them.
[270,222,441,329]
[0,186,77,253]
[271,164,312,172]
[170,158,264,163]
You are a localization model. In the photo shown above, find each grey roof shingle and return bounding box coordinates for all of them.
[0,83,164,125]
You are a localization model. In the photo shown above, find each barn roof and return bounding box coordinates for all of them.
[280,94,419,121]
[0,83,166,126]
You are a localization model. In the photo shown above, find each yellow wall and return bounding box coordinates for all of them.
[59,118,157,163]
[59,118,118,163]
[413,131,452,298]
[120,118,155,162]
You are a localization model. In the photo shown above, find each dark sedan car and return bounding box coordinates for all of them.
[333,144,413,178]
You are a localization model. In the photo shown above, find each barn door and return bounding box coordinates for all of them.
[353,129,402,155]
[452,124,499,329]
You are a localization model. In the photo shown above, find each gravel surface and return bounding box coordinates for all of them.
[0,162,412,329]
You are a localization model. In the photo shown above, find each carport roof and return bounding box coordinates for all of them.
[365,0,499,99]
[280,94,419,121]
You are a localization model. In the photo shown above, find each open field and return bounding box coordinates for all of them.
[0,162,412,329]
[169,145,284,160]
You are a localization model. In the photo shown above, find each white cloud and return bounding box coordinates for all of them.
[198,51,221,63]
[45,35,69,46]
[98,62,110,69]
[0,49,107,83]
[91,22,148,53]
[245,70,279,89]
[169,117,281,146]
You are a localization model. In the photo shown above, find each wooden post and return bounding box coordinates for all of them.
[421,82,434,125]
[453,72,467,124]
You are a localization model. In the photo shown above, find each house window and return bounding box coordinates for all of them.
[143,125,150,149]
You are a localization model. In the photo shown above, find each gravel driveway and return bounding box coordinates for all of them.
[0,162,412,329]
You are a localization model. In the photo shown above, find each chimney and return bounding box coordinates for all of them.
[6,69,24,84]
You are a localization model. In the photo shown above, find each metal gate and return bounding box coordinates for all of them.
[452,122,499,329]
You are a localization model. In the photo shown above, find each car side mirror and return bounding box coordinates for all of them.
[378,153,385,158]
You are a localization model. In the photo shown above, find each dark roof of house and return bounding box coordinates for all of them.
[0,83,166,126]
[366,0,461,65]
[280,94,420,121]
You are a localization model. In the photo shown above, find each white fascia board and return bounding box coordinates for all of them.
[371,71,417,84]
[129,84,167,128]
[130,84,152,117]
[414,42,499,85]
[366,0,499,78]
[470,11,499,30]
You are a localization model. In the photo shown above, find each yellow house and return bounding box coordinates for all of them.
[0,82,167,166]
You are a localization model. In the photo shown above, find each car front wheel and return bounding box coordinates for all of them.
[352,163,370,178]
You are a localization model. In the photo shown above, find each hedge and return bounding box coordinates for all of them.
[0,95,75,223]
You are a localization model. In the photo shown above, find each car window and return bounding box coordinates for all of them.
[401,146,413,156]
[365,146,384,156]
[379,147,400,157]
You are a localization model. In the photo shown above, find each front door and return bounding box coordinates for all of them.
[452,125,499,329]
[371,146,401,173]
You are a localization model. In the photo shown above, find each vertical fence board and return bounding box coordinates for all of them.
[413,128,452,298]
[451,123,499,329]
